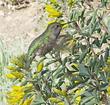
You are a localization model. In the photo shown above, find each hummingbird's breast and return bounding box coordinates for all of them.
[37,40,57,56]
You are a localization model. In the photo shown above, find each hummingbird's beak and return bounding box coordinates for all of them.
[61,21,74,26]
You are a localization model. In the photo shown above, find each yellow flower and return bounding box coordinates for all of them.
[7,86,25,105]
[52,88,67,96]
[67,0,76,7]
[75,88,85,95]
[62,24,68,28]
[21,97,33,105]
[49,97,65,105]
[74,81,80,84]
[49,97,61,103]
[74,88,85,105]
[107,57,110,65]
[102,66,110,72]
[37,61,44,73]
[66,62,78,71]
[60,21,69,28]
[11,56,24,68]
[45,5,62,18]
[72,72,79,76]
[6,71,24,79]
[71,63,78,68]
[24,83,33,90]
[6,73,16,79]
[74,96,81,105]
[66,38,76,48]
[25,83,33,88]
[48,20,56,24]
[7,66,17,71]
[50,0,57,4]
[57,102,65,105]
[107,86,110,95]
[12,71,24,79]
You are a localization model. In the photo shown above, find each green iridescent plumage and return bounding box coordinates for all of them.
[25,22,62,69]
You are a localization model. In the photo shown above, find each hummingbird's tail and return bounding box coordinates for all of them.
[25,54,36,70]
[25,60,30,70]
[25,57,31,70]
[25,53,33,70]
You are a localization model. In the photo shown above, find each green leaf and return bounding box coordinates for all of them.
[90,57,97,68]
[79,49,89,63]
[99,55,105,67]
[79,64,90,76]
[101,0,108,7]
[100,35,107,46]
[81,96,94,105]
[100,72,107,83]
[31,95,45,105]
[107,19,110,33]
[92,38,100,47]
[80,44,87,52]
[100,83,108,91]
[84,98,98,105]
[88,10,97,35]
[104,47,109,62]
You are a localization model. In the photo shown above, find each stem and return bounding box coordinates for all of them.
[101,92,109,105]
[66,96,71,105]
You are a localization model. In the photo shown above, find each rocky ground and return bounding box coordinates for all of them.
[0,1,48,54]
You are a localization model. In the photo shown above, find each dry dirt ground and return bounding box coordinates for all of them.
[0,1,48,54]
[0,1,109,55]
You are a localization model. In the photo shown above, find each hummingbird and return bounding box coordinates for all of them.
[25,22,62,69]
[25,21,75,69]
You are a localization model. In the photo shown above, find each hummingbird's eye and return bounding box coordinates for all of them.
[56,24,60,28]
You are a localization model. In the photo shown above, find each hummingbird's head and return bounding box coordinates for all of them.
[48,22,62,39]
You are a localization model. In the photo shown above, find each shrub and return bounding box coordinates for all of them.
[7,0,110,105]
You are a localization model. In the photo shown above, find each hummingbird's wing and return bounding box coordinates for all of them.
[27,33,49,58]
[37,40,57,56]
[25,32,50,69]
